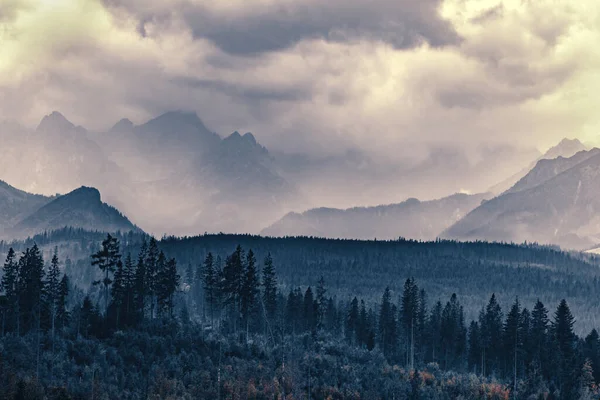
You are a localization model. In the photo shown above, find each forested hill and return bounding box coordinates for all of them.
[3,229,600,333]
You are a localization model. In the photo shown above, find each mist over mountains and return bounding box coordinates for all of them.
[1,110,598,250]
[0,110,544,238]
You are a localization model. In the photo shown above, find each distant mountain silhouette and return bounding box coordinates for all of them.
[489,138,589,195]
[0,180,53,231]
[262,192,489,241]
[10,186,140,239]
[443,148,600,249]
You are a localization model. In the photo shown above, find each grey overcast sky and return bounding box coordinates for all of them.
[2,0,600,160]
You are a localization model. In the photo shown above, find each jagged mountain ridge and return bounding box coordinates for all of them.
[262,192,490,241]
[1,111,300,235]
[488,138,588,195]
[443,149,600,249]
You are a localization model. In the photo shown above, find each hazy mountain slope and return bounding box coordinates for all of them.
[488,138,588,195]
[262,192,489,240]
[10,186,140,238]
[507,148,600,194]
[0,180,52,229]
[0,112,131,210]
[443,152,600,249]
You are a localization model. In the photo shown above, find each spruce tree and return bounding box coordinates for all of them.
[241,249,259,335]
[203,252,216,325]
[378,287,396,357]
[46,248,61,346]
[346,297,359,344]
[91,234,121,316]
[401,278,419,370]
[133,240,147,322]
[1,248,18,333]
[552,299,578,399]
[145,238,159,319]
[262,253,277,323]
[57,274,69,331]
[315,276,327,331]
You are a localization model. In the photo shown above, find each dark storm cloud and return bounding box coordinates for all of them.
[103,0,461,56]
[187,0,461,55]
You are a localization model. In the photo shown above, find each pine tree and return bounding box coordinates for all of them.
[156,256,179,318]
[18,245,46,335]
[241,249,259,335]
[480,293,504,376]
[110,259,126,329]
[56,274,69,331]
[1,248,18,333]
[530,299,549,375]
[133,240,147,323]
[378,287,396,357]
[122,253,135,326]
[401,278,419,370]
[584,329,600,384]
[145,238,159,319]
[468,321,482,374]
[91,234,121,316]
[440,294,466,370]
[428,301,443,364]
[552,299,578,399]
[303,286,316,333]
[46,248,61,347]
[203,252,216,325]
[315,276,327,331]
[503,297,522,391]
[262,253,277,323]
[346,297,359,344]
[222,246,245,331]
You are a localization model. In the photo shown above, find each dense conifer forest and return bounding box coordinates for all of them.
[1,231,600,399]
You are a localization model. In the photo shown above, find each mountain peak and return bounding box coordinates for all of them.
[243,132,257,144]
[110,118,134,132]
[226,131,242,140]
[65,186,102,203]
[543,138,587,160]
[37,111,75,132]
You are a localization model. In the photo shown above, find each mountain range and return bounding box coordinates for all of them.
[1,110,597,249]
[262,192,489,241]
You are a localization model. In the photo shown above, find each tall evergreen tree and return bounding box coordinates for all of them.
[202,252,217,325]
[56,274,69,331]
[241,249,260,335]
[400,278,419,370]
[222,246,245,330]
[1,248,18,333]
[551,299,578,399]
[530,299,549,375]
[261,253,277,323]
[378,287,396,357]
[156,256,179,318]
[91,234,121,315]
[480,293,504,376]
[145,238,159,319]
[303,286,316,333]
[315,276,327,331]
[503,297,523,392]
[46,248,61,346]
[133,240,148,322]
[346,297,359,344]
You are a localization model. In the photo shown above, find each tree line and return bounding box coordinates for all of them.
[1,237,600,399]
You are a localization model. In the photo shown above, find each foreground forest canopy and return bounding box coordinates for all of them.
[1,232,600,399]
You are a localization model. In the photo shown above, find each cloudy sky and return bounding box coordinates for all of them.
[1,0,600,161]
